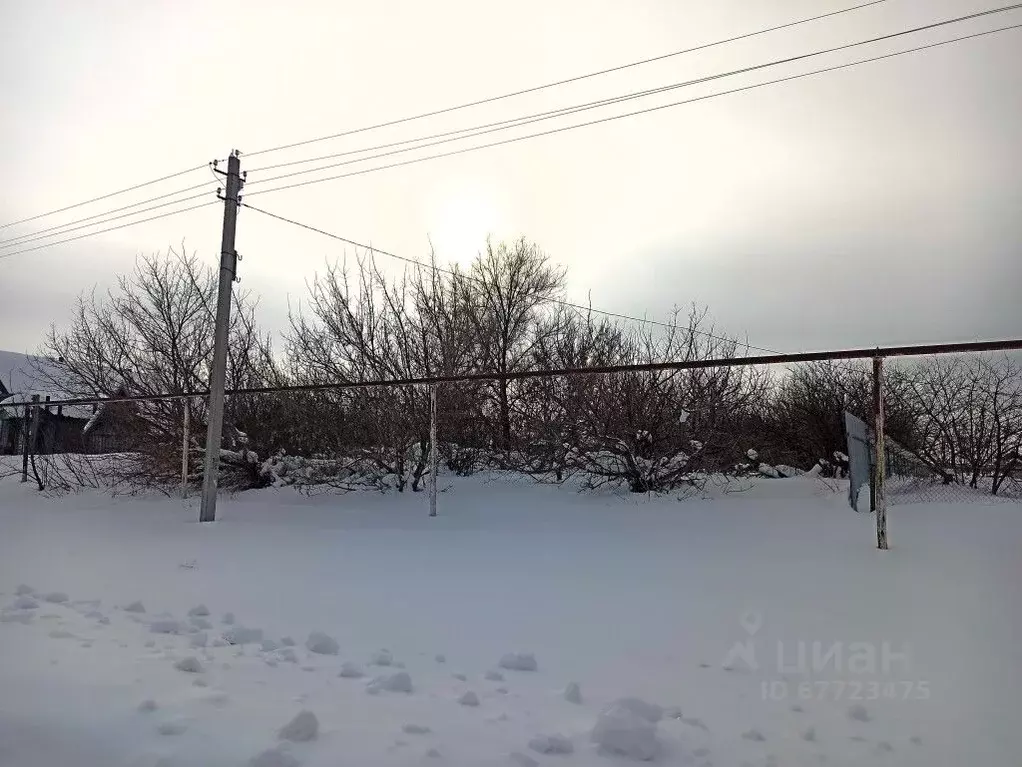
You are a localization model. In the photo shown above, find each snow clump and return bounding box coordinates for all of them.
[564,682,582,704]
[510,752,539,767]
[305,631,339,655]
[367,671,413,693]
[591,697,661,761]
[223,625,263,645]
[278,710,319,742]
[150,619,184,635]
[499,652,538,671]
[338,662,364,678]
[249,746,300,767]
[528,734,574,754]
[173,656,203,673]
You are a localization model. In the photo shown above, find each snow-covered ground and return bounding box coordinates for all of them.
[0,468,1019,766]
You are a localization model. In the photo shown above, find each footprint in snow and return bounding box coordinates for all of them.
[741,729,766,742]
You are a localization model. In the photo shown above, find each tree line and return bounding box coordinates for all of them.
[32,241,1022,496]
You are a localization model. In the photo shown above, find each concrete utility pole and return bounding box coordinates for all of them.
[200,151,244,522]
[872,356,888,550]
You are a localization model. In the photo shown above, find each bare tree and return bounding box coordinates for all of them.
[905,355,1022,493]
[285,250,479,491]
[39,246,269,491]
[464,238,566,450]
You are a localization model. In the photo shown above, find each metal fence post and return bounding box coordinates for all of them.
[429,384,438,518]
[182,397,190,498]
[20,399,32,482]
[872,357,888,550]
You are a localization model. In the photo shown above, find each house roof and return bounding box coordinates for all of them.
[0,352,93,420]
[0,351,62,397]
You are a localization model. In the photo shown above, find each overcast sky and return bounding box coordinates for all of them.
[1,0,1019,356]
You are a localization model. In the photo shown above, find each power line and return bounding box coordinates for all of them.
[244,21,1022,199]
[0,182,217,249]
[0,164,208,232]
[5,337,1022,410]
[243,0,888,159]
[239,201,781,355]
[245,5,1022,189]
[0,190,217,251]
[0,201,218,261]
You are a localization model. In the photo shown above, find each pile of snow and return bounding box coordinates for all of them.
[591,697,662,761]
